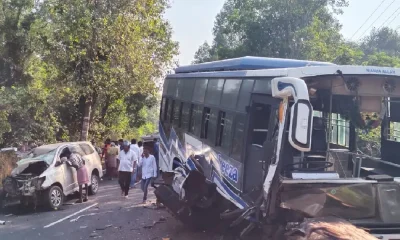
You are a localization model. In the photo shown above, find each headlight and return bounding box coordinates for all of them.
[34,176,46,189]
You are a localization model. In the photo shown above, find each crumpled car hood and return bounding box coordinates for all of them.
[11,159,46,176]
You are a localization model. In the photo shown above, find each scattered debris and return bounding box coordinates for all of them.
[143,217,167,229]
[96,224,113,230]
[80,226,88,229]
[143,205,158,210]
[0,220,5,225]
[5,214,13,217]
[89,232,100,238]
[53,232,64,237]
[70,211,112,222]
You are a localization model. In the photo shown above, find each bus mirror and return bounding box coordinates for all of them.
[289,99,313,152]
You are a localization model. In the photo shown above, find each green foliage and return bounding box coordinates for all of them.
[194,0,350,62]
[0,0,177,147]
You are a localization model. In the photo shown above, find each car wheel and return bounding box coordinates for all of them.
[89,173,99,195]
[46,185,63,210]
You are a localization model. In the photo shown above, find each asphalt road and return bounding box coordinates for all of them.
[0,180,221,240]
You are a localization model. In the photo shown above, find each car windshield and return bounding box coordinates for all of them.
[18,149,57,165]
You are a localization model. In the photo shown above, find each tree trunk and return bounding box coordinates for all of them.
[80,97,93,141]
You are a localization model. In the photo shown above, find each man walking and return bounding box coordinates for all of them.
[139,147,157,203]
[130,139,140,188]
[118,141,137,198]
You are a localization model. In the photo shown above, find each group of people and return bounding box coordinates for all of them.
[101,138,159,203]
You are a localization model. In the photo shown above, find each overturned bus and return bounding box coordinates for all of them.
[154,57,400,239]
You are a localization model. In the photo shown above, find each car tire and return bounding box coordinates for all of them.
[89,173,99,195]
[46,185,63,210]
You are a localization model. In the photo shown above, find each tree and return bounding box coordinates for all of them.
[361,27,400,58]
[193,42,218,64]
[0,0,36,87]
[194,0,349,63]
[32,0,178,141]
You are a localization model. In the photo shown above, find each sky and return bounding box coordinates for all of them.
[165,0,400,66]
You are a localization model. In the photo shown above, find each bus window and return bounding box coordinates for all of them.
[253,79,272,94]
[237,79,255,112]
[163,98,169,121]
[160,98,166,121]
[217,111,234,153]
[162,79,169,95]
[221,79,242,109]
[176,79,184,98]
[167,100,175,123]
[181,103,191,131]
[208,109,218,145]
[252,103,271,146]
[201,107,211,139]
[205,79,225,105]
[167,78,177,96]
[193,79,208,103]
[231,114,246,161]
[172,100,181,128]
[182,79,196,101]
[190,104,202,136]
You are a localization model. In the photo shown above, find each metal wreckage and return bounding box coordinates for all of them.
[154,61,400,240]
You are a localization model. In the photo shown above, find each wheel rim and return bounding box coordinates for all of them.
[50,189,62,207]
[91,175,98,192]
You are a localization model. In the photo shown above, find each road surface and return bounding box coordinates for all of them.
[0,180,221,240]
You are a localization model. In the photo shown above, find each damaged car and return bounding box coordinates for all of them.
[154,57,400,239]
[1,142,103,210]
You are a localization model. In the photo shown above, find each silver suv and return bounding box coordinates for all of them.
[1,142,103,210]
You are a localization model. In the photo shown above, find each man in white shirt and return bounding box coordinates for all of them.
[138,147,157,203]
[138,141,143,156]
[130,139,140,188]
[130,139,140,157]
[118,141,138,198]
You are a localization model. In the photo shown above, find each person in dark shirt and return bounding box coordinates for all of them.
[118,139,124,151]
[61,147,89,203]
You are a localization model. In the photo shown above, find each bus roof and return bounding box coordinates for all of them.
[175,56,335,74]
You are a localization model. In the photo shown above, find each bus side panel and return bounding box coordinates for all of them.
[185,133,248,209]
[160,121,249,209]
[158,122,186,172]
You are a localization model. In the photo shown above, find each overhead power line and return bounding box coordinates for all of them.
[378,5,400,30]
[387,7,400,26]
[351,0,387,39]
[358,0,396,39]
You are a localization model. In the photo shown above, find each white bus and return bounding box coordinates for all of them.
[155,56,400,239]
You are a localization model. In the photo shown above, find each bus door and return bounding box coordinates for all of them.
[243,94,279,194]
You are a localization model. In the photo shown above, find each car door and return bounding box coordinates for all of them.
[78,143,96,179]
[56,145,77,194]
